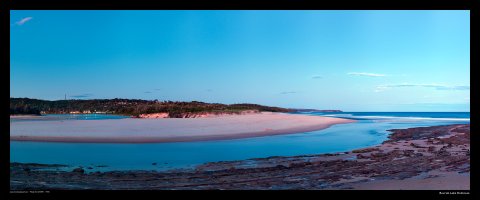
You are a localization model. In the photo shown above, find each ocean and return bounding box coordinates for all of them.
[10,112,470,172]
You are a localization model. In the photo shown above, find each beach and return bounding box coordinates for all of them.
[10,124,469,190]
[10,112,355,143]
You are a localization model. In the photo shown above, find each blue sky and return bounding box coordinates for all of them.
[10,10,470,111]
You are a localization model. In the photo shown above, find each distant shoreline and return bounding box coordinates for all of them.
[10,112,355,143]
[10,97,296,117]
[10,114,42,118]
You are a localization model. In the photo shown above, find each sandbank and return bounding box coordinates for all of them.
[10,112,355,143]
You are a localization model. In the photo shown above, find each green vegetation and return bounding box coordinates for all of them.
[10,98,293,117]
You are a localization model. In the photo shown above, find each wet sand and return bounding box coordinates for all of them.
[10,124,469,190]
[10,112,355,143]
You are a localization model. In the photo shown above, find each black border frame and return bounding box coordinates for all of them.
[3,0,476,199]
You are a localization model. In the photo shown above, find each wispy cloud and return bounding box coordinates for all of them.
[280,91,297,95]
[70,93,94,98]
[16,17,33,26]
[144,91,152,94]
[311,75,322,79]
[206,89,213,92]
[348,72,386,77]
[375,83,470,92]
[154,89,162,91]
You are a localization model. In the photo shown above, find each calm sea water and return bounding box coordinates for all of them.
[10,112,470,172]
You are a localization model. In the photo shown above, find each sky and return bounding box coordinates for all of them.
[10,10,470,112]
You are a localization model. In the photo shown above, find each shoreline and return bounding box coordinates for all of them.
[10,114,42,118]
[10,124,470,190]
[10,112,355,143]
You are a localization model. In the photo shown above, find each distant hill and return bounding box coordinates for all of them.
[10,98,294,118]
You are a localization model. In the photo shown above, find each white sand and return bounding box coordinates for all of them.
[10,112,355,143]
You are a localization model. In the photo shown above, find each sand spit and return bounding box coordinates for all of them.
[10,112,355,143]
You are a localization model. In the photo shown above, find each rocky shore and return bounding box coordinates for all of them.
[10,124,469,190]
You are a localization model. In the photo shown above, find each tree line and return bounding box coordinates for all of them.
[10,98,293,117]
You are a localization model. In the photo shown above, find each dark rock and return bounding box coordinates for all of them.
[72,167,85,174]
[387,125,459,141]
[324,153,338,156]
[274,165,288,170]
[410,143,428,148]
[360,169,374,174]
[436,149,451,156]
[371,152,387,158]
[356,154,368,159]
[152,163,157,165]
[352,148,378,153]
[403,150,415,157]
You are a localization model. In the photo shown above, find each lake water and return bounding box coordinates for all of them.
[10,112,470,172]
